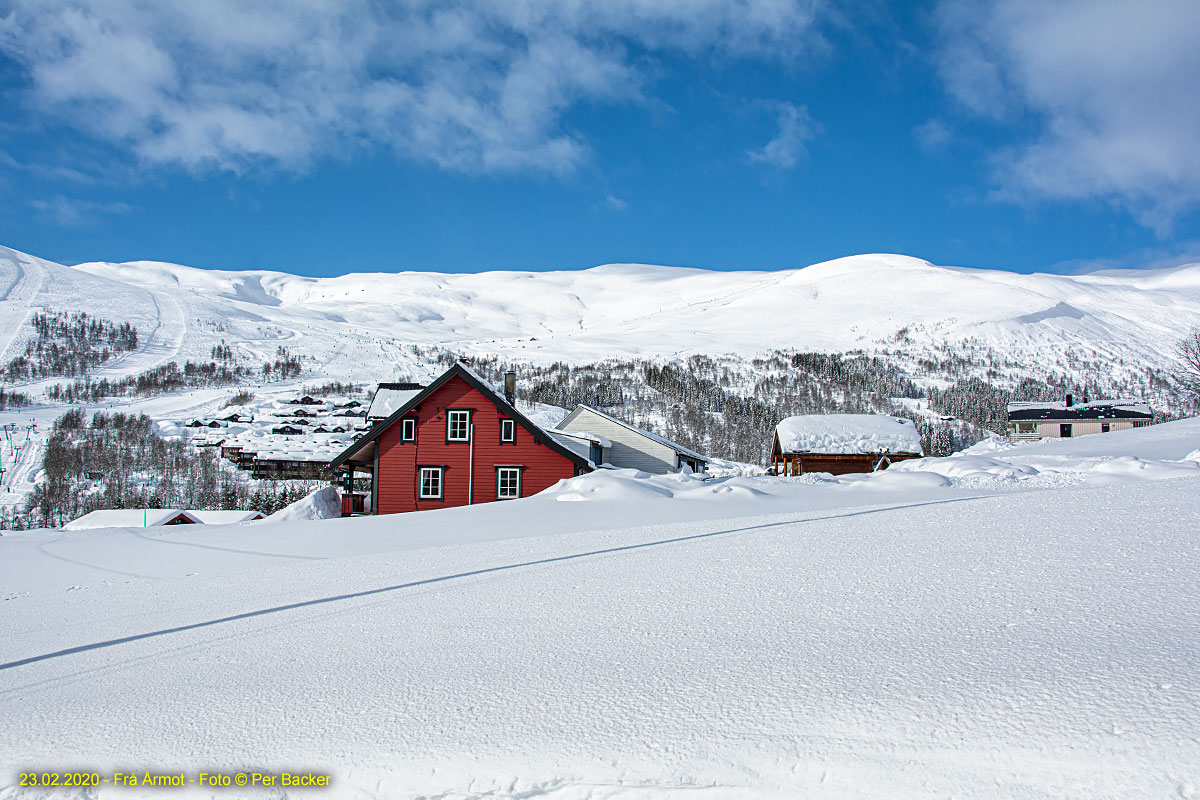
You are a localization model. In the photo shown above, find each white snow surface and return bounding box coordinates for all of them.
[2,418,1199,798]
[774,413,924,454]
[266,485,342,522]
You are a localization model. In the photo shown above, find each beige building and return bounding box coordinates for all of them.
[1007,396,1152,441]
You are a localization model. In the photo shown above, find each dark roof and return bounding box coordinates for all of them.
[329,362,590,472]
[377,382,425,391]
[1007,401,1152,421]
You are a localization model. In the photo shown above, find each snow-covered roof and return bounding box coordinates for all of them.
[774,414,923,455]
[547,432,594,462]
[1006,399,1152,420]
[558,405,708,462]
[188,510,265,524]
[367,384,425,420]
[546,429,612,449]
[64,509,200,530]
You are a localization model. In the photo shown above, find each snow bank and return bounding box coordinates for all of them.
[703,456,768,478]
[267,485,342,521]
[545,468,768,503]
[774,413,923,454]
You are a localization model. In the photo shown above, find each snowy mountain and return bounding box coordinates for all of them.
[4,244,1200,387]
[3,242,1199,511]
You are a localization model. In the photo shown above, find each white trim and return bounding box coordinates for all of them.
[418,466,444,500]
[447,410,470,442]
[496,466,522,500]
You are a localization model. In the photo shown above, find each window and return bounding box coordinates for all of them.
[1059,423,1072,438]
[418,467,444,500]
[447,410,470,442]
[500,418,515,443]
[1101,422,1110,433]
[401,417,416,442]
[496,466,522,500]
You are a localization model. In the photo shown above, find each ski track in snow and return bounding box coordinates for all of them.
[86,288,186,378]
[0,248,44,361]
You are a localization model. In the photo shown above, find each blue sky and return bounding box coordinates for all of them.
[1,0,1198,277]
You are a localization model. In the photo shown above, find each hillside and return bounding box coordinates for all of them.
[3,242,1199,520]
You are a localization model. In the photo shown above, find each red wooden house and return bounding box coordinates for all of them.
[329,362,591,515]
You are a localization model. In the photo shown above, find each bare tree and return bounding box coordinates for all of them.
[1180,328,1200,396]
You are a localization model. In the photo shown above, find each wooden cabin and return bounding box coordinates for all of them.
[329,363,590,515]
[771,414,924,476]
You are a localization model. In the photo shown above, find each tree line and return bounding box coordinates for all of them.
[0,408,322,530]
[4,311,138,382]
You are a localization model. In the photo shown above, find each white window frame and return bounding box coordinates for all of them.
[401,417,416,442]
[500,418,515,443]
[447,410,470,442]
[418,466,444,500]
[496,466,522,500]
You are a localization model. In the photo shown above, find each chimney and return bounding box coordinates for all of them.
[1065,393,1074,407]
[504,371,516,405]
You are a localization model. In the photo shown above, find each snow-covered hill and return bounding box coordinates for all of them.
[4,244,1200,384]
[2,419,1198,798]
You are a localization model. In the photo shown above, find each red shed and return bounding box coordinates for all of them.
[329,362,591,515]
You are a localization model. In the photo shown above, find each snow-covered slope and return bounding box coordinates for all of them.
[2,419,1198,798]
[3,245,1194,379]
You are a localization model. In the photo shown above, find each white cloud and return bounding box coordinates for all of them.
[29,195,132,227]
[747,102,816,169]
[604,193,629,212]
[0,0,833,177]
[912,118,951,153]
[1049,240,1200,274]
[935,0,1200,232]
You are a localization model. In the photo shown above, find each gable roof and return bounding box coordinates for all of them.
[772,414,923,456]
[329,362,590,471]
[188,510,265,524]
[556,404,709,463]
[367,383,426,420]
[1006,400,1152,421]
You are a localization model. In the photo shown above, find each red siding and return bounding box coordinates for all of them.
[374,375,580,514]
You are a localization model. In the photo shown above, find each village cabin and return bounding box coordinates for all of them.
[329,363,591,516]
[64,509,201,529]
[771,414,923,476]
[1007,395,1152,441]
[552,405,709,473]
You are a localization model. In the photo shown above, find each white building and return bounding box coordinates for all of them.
[1007,396,1152,441]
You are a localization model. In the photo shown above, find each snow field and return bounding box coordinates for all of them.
[1,420,1199,798]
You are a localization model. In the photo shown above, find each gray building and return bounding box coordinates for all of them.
[553,405,709,473]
